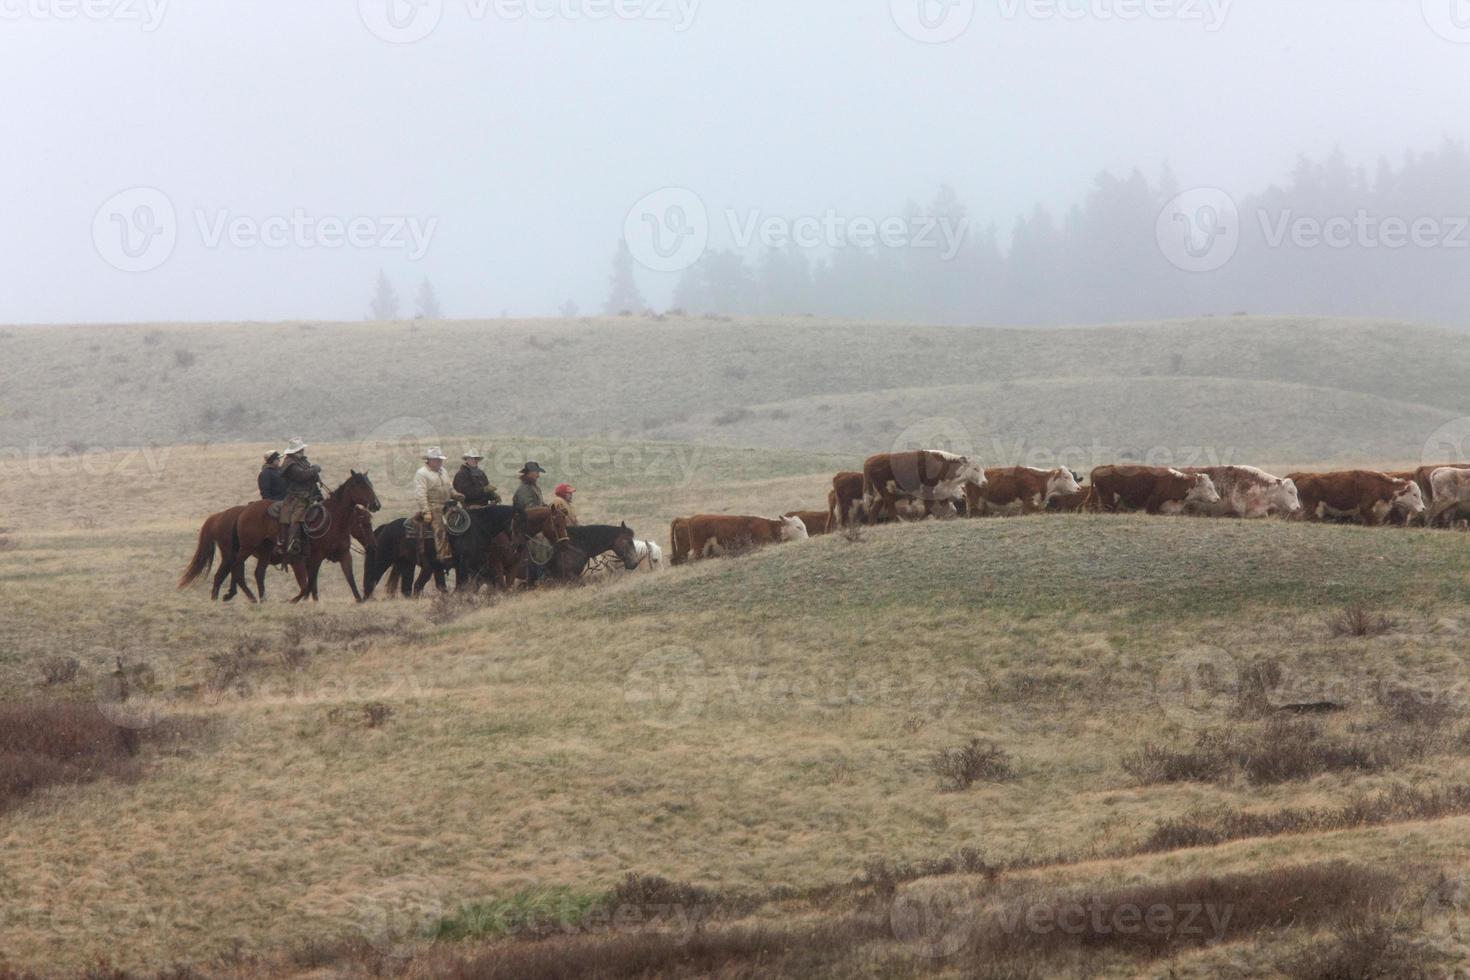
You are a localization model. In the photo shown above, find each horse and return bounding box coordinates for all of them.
[295,502,379,602]
[178,504,251,600]
[631,539,663,571]
[447,505,523,593]
[364,517,453,599]
[228,471,381,604]
[370,505,567,598]
[540,523,640,583]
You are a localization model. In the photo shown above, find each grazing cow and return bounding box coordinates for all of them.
[785,510,833,536]
[862,451,985,525]
[966,467,1081,517]
[1286,470,1426,526]
[1046,486,1094,513]
[673,514,809,562]
[1089,465,1220,515]
[1179,466,1301,518]
[829,472,868,528]
[1426,467,1470,528]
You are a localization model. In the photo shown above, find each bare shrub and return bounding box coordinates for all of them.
[40,657,80,686]
[1377,683,1464,727]
[1328,604,1394,638]
[1124,718,1415,787]
[1233,656,1284,717]
[361,702,394,728]
[1281,915,1453,980]
[930,739,1015,791]
[0,702,141,811]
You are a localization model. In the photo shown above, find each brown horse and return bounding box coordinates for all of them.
[229,471,381,603]
[298,503,378,602]
[179,505,250,600]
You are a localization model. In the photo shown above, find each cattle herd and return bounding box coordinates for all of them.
[667,450,1468,565]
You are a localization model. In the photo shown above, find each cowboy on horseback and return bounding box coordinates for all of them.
[277,439,322,557]
[453,450,501,507]
[414,447,463,564]
[258,451,286,501]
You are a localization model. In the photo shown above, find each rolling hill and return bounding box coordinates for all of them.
[3,314,1469,469]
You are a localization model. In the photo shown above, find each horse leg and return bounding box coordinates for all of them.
[340,555,364,603]
[288,559,311,604]
[254,555,268,602]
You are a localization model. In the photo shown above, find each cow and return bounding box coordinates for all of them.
[1286,470,1426,526]
[862,451,985,525]
[966,466,1081,517]
[1046,486,1094,513]
[671,514,809,563]
[669,517,692,566]
[785,510,833,536]
[1089,465,1220,515]
[1179,466,1301,519]
[1409,463,1470,526]
[1425,467,1470,528]
[829,472,868,528]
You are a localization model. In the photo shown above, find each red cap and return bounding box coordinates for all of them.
[555,483,575,498]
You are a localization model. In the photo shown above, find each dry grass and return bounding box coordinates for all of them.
[1328,603,1396,638]
[4,436,1470,974]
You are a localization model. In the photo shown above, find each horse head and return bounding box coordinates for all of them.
[614,522,640,570]
[346,470,382,512]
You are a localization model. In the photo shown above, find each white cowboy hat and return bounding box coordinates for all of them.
[282,438,308,456]
[424,446,448,460]
[462,449,485,460]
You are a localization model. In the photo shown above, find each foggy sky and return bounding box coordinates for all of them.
[2,0,1468,325]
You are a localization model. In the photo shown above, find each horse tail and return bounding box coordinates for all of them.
[385,564,402,594]
[177,519,216,590]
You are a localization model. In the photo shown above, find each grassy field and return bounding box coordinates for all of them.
[3,429,1470,976]
[5,314,1470,467]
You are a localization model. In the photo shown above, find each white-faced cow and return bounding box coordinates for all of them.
[1089,465,1220,515]
[966,466,1081,517]
[1286,470,1426,527]
[1180,466,1301,519]
[862,451,985,525]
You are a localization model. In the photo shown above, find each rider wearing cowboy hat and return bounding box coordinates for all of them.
[414,447,464,563]
[277,439,321,557]
[453,450,501,508]
[550,482,579,527]
[512,461,547,518]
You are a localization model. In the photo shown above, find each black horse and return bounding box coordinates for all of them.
[363,518,449,599]
[542,523,641,582]
[364,506,524,598]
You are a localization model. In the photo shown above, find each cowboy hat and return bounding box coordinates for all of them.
[282,438,308,456]
[264,451,281,463]
[423,446,448,460]
[461,449,485,460]
[520,461,547,474]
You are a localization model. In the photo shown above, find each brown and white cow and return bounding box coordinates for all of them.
[966,466,1081,517]
[829,471,868,528]
[1286,470,1426,526]
[1179,466,1301,519]
[862,450,985,525]
[1089,465,1220,515]
[671,514,809,563]
[784,510,833,536]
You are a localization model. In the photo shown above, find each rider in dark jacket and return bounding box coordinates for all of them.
[453,450,501,507]
[258,452,286,501]
[277,439,322,556]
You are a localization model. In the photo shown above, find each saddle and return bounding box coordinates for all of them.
[527,535,556,567]
[266,500,284,521]
[403,516,434,541]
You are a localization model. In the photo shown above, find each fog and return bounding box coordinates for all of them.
[2,1,1468,326]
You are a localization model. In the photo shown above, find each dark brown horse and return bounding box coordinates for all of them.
[298,502,379,602]
[542,523,640,582]
[229,471,381,603]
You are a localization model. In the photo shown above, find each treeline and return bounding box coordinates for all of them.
[658,139,1470,327]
